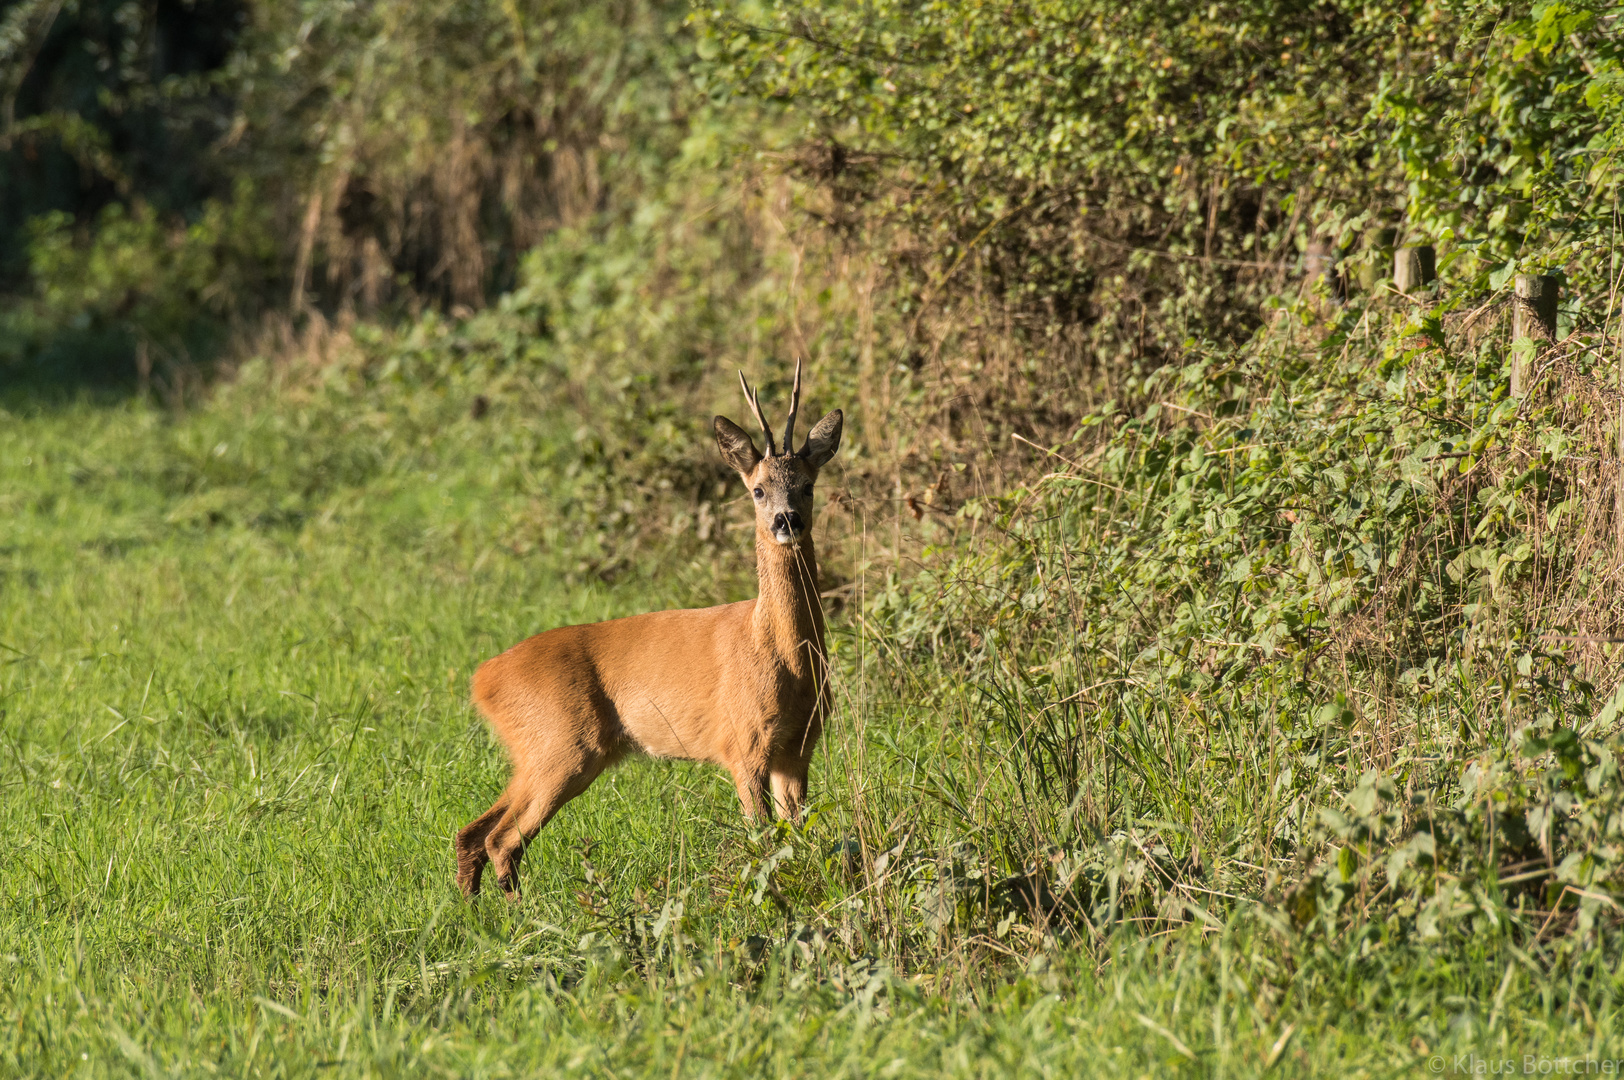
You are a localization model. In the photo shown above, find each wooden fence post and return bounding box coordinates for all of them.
[1393,246,1435,293]
[1357,228,1398,293]
[1511,273,1559,398]
[1303,238,1344,301]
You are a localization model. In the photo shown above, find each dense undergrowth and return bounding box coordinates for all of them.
[870,290,1624,956]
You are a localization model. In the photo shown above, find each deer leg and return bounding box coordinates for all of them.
[730,759,773,820]
[485,756,606,900]
[455,794,511,897]
[769,713,821,822]
[769,759,810,822]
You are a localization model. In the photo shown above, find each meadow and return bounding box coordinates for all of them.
[4,342,1624,1078]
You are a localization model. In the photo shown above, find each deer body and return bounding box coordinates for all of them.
[455,367,840,898]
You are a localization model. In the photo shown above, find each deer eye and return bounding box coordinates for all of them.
[752,487,764,500]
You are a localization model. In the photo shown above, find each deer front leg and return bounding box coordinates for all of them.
[770,759,809,822]
[729,759,773,820]
[769,711,821,822]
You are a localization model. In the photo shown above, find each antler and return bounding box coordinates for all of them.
[738,370,777,456]
[782,357,802,455]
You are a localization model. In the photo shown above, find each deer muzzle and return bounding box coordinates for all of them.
[771,510,805,545]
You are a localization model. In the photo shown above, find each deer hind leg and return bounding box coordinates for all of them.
[485,754,608,899]
[455,794,511,897]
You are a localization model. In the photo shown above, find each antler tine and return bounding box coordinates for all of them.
[738,369,776,456]
[782,356,802,455]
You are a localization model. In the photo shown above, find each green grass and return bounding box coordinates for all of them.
[2,362,1622,1078]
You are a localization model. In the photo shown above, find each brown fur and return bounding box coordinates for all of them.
[455,375,842,899]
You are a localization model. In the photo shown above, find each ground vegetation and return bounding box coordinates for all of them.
[5,0,1624,1074]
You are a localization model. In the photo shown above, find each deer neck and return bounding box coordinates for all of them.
[753,531,825,672]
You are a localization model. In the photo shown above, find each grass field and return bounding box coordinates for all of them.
[4,359,1623,1078]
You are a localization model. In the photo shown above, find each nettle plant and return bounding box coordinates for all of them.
[847,273,1624,946]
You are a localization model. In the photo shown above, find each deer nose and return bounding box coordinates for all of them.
[772,511,804,535]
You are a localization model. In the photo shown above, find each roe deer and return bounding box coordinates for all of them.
[455,362,842,898]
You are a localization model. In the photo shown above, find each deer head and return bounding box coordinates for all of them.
[713,360,843,546]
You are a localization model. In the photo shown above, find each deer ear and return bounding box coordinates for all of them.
[714,416,762,475]
[798,409,843,469]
